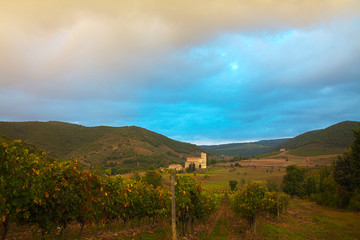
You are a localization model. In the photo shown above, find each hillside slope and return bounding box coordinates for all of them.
[201,138,290,156]
[0,121,204,173]
[279,121,360,155]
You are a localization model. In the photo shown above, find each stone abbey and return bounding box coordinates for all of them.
[185,152,207,169]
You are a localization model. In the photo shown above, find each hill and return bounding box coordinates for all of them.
[0,121,204,173]
[201,138,290,156]
[279,120,360,156]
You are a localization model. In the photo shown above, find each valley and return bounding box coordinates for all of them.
[1,120,360,239]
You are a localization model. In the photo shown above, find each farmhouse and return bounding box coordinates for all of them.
[168,164,183,171]
[185,152,207,169]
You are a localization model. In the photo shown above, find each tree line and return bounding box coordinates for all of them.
[281,126,360,210]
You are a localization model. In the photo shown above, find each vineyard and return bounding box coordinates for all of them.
[2,136,360,239]
[0,138,223,239]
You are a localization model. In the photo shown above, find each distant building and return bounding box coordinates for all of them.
[185,152,207,169]
[280,148,286,152]
[168,164,183,171]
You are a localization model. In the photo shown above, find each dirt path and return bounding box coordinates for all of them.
[204,195,244,240]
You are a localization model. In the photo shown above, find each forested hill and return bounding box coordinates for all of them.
[202,121,360,157]
[0,121,204,173]
[201,138,290,156]
[279,121,360,151]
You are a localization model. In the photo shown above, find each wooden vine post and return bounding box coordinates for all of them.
[171,171,177,240]
[277,194,280,219]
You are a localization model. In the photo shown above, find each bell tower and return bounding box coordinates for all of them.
[201,152,207,168]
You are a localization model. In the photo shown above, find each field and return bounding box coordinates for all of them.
[182,166,285,191]
[182,151,339,191]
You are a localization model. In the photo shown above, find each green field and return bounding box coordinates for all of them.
[180,166,285,191]
[287,147,343,157]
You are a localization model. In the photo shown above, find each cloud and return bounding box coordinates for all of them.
[0,0,360,143]
[1,1,358,86]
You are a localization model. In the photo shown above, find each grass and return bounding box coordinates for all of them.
[122,227,169,240]
[259,199,360,240]
[207,219,228,240]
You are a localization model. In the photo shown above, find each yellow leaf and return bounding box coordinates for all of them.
[45,192,49,198]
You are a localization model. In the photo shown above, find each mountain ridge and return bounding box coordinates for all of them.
[279,120,360,151]
[201,121,360,157]
[201,138,290,156]
[0,121,204,173]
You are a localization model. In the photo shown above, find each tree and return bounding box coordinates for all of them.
[186,163,195,173]
[334,127,360,191]
[281,165,306,198]
[332,126,360,209]
[229,180,238,191]
[319,166,330,193]
[333,151,352,191]
[305,173,318,196]
[350,127,360,188]
[208,159,217,165]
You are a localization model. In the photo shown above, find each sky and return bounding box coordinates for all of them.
[0,0,360,145]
